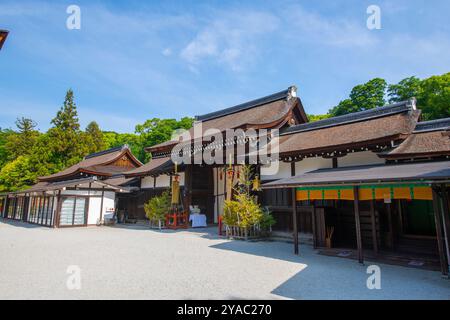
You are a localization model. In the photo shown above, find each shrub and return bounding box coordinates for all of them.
[144,190,171,226]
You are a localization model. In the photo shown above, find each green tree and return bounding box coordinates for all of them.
[85,121,106,154]
[417,72,450,120]
[51,89,80,131]
[387,76,421,103]
[0,128,14,167]
[135,117,194,162]
[47,90,89,169]
[4,117,40,161]
[307,114,331,122]
[329,78,387,116]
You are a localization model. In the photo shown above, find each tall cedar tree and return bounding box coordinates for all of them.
[5,117,39,161]
[48,89,89,169]
[85,121,106,154]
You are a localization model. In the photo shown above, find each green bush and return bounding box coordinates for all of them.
[144,190,171,224]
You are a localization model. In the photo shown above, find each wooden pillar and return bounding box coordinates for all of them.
[292,188,299,254]
[312,204,317,249]
[353,186,364,264]
[292,187,299,255]
[440,184,450,276]
[55,190,62,228]
[370,200,378,254]
[387,202,394,249]
[184,165,193,211]
[432,187,448,276]
[99,186,105,224]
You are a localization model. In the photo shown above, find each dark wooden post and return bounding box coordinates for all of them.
[432,187,448,276]
[184,165,193,211]
[292,187,299,255]
[387,202,394,249]
[440,184,450,276]
[370,200,378,254]
[99,186,105,225]
[312,205,317,249]
[55,190,62,228]
[353,186,364,264]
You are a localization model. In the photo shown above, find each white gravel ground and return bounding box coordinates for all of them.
[0,219,449,300]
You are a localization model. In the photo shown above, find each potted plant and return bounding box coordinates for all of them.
[144,190,171,230]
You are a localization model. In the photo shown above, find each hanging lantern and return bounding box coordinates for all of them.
[252,175,261,191]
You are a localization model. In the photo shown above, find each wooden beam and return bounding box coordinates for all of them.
[370,200,378,254]
[432,188,448,276]
[353,186,364,264]
[292,187,299,255]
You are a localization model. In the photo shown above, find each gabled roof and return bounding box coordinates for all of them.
[38,145,142,182]
[382,117,450,160]
[196,87,301,122]
[281,99,416,135]
[146,86,307,153]
[124,157,174,177]
[278,100,420,157]
[0,30,8,50]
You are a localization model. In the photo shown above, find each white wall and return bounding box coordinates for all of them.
[295,157,333,175]
[261,161,292,181]
[337,151,385,167]
[87,191,115,225]
[140,173,185,189]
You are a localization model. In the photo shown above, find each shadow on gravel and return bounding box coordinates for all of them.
[0,219,46,229]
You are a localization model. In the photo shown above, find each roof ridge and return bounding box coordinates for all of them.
[414,117,450,133]
[84,144,129,159]
[195,86,296,122]
[281,99,415,136]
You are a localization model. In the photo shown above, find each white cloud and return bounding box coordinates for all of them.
[180,11,279,71]
[286,5,379,47]
[162,48,172,56]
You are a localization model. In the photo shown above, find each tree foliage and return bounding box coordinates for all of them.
[329,78,387,116]
[310,73,449,120]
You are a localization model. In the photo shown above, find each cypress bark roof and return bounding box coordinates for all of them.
[124,157,174,177]
[146,86,307,153]
[382,118,450,160]
[279,100,420,156]
[38,145,142,182]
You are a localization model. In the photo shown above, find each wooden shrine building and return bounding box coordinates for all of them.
[0,145,142,227]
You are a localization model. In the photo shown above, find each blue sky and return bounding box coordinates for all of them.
[0,0,449,133]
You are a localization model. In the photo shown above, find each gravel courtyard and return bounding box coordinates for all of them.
[0,220,449,300]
